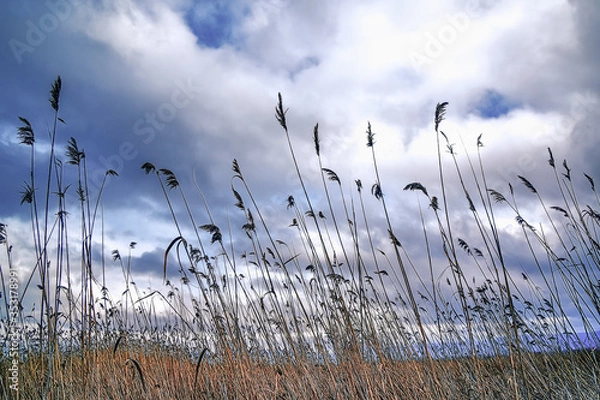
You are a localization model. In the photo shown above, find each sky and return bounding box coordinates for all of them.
[1,0,599,334]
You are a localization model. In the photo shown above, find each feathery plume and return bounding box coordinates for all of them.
[49,75,62,112]
[434,101,448,132]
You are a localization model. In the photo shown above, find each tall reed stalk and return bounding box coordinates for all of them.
[3,80,599,399]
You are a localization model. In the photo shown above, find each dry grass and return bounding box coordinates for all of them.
[1,79,600,399]
[2,348,598,399]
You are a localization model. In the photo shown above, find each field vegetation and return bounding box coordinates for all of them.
[1,77,599,399]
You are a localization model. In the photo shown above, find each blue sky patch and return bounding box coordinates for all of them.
[474,89,520,118]
[184,3,238,48]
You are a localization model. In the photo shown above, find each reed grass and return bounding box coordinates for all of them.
[1,78,599,399]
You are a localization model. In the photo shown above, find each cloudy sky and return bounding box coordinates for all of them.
[1,0,599,332]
